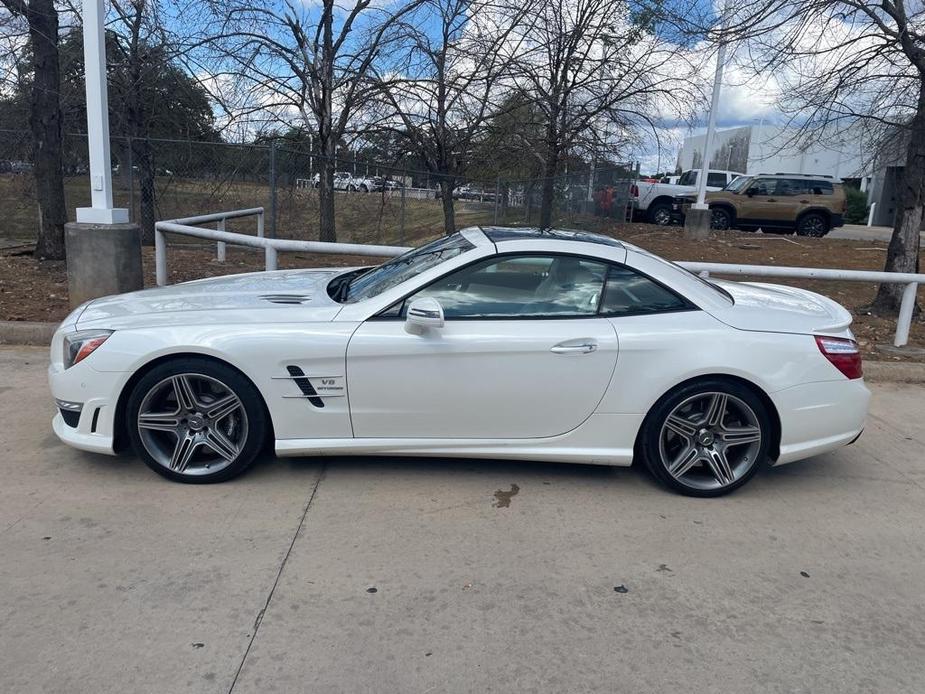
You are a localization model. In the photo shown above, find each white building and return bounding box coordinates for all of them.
[676,124,873,191]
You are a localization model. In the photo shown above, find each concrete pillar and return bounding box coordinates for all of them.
[684,207,712,240]
[65,222,143,307]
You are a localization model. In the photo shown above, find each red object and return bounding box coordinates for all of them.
[815,335,863,379]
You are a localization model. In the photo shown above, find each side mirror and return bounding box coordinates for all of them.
[405,297,444,334]
[746,187,757,197]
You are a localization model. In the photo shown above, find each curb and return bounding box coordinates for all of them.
[862,361,925,384]
[2,320,925,384]
[0,321,57,346]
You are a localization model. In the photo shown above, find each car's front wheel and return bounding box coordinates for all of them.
[710,207,733,231]
[126,358,268,484]
[638,379,771,497]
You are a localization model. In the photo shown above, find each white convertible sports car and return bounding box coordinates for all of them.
[49,227,869,496]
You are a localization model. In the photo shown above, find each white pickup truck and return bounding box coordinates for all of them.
[635,169,746,225]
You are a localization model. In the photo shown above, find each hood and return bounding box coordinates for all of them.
[706,280,853,335]
[77,268,353,329]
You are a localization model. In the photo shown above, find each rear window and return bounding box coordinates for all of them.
[808,180,833,195]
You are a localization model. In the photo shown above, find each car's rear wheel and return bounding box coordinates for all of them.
[796,212,829,237]
[710,207,733,230]
[638,379,770,497]
[648,201,673,226]
[126,358,267,484]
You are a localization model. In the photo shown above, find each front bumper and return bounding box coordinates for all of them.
[771,378,870,465]
[671,197,693,223]
[48,360,127,456]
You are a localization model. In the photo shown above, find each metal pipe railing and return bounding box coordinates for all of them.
[681,262,923,348]
[154,209,922,349]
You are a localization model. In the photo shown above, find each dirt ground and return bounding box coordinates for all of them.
[1,221,923,362]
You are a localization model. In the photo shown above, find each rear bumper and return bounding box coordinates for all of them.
[831,213,844,228]
[771,378,870,465]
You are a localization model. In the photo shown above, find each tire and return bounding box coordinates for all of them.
[360,184,369,193]
[637,378,771,497]
[126,357,268,484]
[795,212,829,237]
[648,201,673,226]
[347,184,356,192]
[710,207,733,231]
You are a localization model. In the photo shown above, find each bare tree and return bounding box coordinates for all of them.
[374,0,536,234]
[1,0,67,259]
[501,0,700,228]
[199,0,424,242]
[699,0,925,312]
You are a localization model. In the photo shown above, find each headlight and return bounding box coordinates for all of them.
[63,330,113,369]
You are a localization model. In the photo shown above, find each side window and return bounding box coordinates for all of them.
[600,266,690,316]
[707,172,727,187]
[773,179,807,196]
[408,255,607,318]
[747,178,772,196]
[808,180,834,195]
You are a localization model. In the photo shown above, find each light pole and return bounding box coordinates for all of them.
[65,0,142,307]
[75,0,127,225]
[684,12,728,239]
[691,42,727,212]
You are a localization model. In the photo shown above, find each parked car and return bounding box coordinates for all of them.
[672,173,847,237]
[634,169,745,225]
[312,171,354,191]
[9,160,34,175]
[49,226,868,497]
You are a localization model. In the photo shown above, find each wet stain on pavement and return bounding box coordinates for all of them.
[492,484,520,508]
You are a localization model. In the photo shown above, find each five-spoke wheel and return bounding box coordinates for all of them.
[639,380,771,496]
[126,358,267,483]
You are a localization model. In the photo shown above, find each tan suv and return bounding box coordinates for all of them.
[673,174,847,237]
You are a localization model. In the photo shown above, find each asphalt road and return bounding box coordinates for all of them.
[2,346,924,693]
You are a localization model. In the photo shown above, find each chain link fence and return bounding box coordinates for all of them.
[0,129,640,249]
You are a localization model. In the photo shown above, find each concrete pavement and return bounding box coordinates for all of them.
[2,346,925,693]
[829,223,924,242]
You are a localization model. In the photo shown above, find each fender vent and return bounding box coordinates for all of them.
[287,365,324,408]
[261,294,311,305]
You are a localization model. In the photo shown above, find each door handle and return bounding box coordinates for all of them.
[551,339,598,354]
[767,198,777,202]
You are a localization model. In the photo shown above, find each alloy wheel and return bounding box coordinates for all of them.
[136,373,248,476]
[710,209,731,230]
[658,391,762,491]
[798,215,826,237]
[651,206,672,226]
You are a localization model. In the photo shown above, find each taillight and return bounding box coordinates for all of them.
[815,335,862,379]
[630,184,639,198]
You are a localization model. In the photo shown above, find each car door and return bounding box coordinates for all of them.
[738,177,778,224]
[345,254,620,439]
[764,178,807,225]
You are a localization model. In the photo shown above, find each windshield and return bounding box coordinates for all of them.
[339,233,475,303]
[724,175,752,193]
